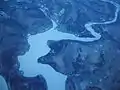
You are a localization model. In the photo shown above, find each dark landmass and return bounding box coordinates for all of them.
[38,34,120,90]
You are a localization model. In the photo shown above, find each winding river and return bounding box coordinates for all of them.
[85,0,120,41]
[2,0,120,90]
